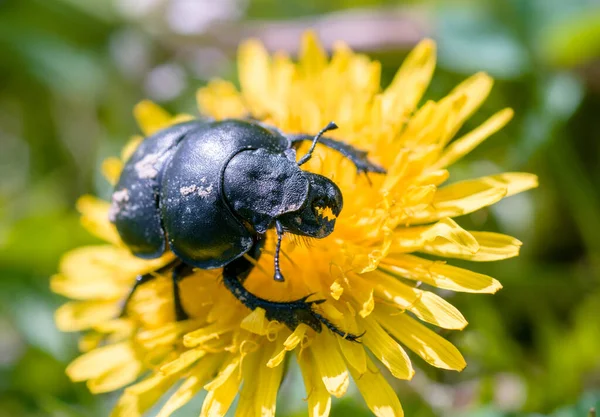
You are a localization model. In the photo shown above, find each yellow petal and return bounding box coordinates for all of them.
[267,324,308,368]
[102,157,123,186]
[240,307,270,336]
[59,245,171,285]
[66,342,136,382]
[394,101,436,150]
[269,53,295,123]
[55,300,120,331]
[76,196,121,245]
[383,39,436,121]
[438,72,494,145]
[298,350,332,417]
[362,318,414,380]
[434,108,514,169]
[133,100,173,136]
[410,291,467,330]
[345,236,392,274]
[381,254,502,293]
[201,355,241,417]
[235,349,262,417]
[239,39,271,116]
[121,136,143,162]
[330,280,344,300]
[310,332,350,398]
[376,306,466,371]
[88,360,142,393]
[422,231,523,262]
[300,30,327,76]
[137,322,204,353]
[366,270,467,329]
[159,347,206,376]
[390,217,479,254]
[204,354,240,392]
[407,173,539,224]
[112,372,179,417]
[157,359,221,417]
[197,80,247,120]
[253,342,285,417]
[183,321,237,348]
[170,113,195,125]
[349,356,404,417]
[51,274,126,301]
[381,150,410,193]
[364,271,467,329]
[78,332,104,352]
[414,169,450,187]
[337,334,367,376]
[401,98,455,148]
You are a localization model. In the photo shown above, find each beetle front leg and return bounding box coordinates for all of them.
[221,237,362,341]
[288,134,386,175]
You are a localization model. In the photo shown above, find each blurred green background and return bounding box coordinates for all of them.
[1,0,600,416]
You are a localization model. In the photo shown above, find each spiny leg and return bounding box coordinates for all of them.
[119,259,180,318]
[221,236,362,341]
[119,258,195,321]
[289,133,386,175]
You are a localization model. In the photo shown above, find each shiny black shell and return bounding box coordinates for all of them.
[110,119,290,268]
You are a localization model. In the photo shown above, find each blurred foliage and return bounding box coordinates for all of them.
[1,0,600,416]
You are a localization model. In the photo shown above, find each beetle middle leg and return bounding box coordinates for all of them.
[172,263,195,321]
[119,259,180,318]
[119,258,193,321]
[222,236,362,341]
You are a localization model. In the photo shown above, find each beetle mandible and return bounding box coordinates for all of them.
[110,118,385,340]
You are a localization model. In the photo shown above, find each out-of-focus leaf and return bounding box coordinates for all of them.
[515,72,584,165]
[435,5,530,79]
[51,0,118,22]
[8,290,74,361]
[540,9,600,66]
[11,348,73,398]
[9,30,107,97]
[0,212,99,276]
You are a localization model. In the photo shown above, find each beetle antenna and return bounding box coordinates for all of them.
[297,121,338,166]
[273,221,285,282]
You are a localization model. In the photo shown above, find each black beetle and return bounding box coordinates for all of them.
[110,118,384,340]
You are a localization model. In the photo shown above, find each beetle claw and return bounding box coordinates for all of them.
[260,295,361,342]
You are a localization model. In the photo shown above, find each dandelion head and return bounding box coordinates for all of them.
[53,32,538,417]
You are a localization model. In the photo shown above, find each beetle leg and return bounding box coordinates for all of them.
[172,263,195,321]
[222,238,363,342]
[289,134,386,175]
[119,259,181,318]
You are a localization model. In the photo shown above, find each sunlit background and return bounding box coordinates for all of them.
[1,0,600,416]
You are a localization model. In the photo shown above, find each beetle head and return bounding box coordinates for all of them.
[278,172,343,238]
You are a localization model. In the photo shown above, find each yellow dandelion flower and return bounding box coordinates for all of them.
[53,31,538,417]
